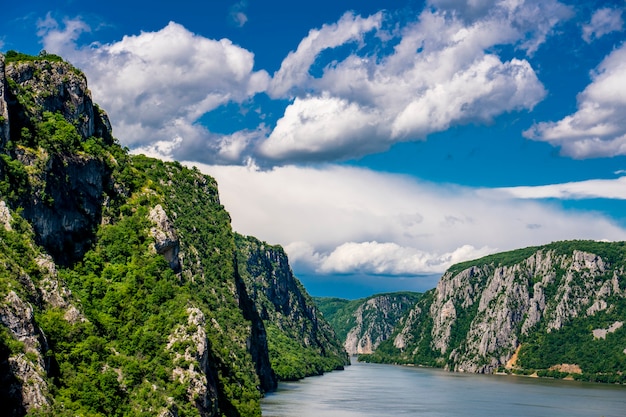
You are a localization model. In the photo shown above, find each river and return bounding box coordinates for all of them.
[261,359,626,417]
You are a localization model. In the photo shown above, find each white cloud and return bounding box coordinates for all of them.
[268,11,383,98]
[189,163,626,276]
[485,176,626,200]
[37,18,269,163]
[524,43,626,158]
[582,7,624,43]
[36,13,91,53]
[312,241,494,275]
[427,0,573,54]
[258,6,552,164]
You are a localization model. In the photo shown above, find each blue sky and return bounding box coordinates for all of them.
[3,0,626,298]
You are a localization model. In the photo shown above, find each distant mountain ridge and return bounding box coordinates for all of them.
[315,292,420,355]
[362,241,626,383]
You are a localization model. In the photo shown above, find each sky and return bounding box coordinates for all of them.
[3,0,626,298]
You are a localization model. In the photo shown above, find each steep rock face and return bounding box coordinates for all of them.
[0,198,89,415]
[345,294,419,355]
[20,152,110,265]
[167,307,218,417]
[369,242,626,381]
[2,56,115,265]
[0,291,50,412]
[148,204,182,272]
[4,56,112,143]
[235,234,349,380]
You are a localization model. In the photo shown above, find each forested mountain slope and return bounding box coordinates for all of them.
[363,241,626,383]
[0,51,346,416]
[236,235,349,380]
[315,292,420,355]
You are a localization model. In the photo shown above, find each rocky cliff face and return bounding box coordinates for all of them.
[0,52,344,416]
[315,293,420,355]
[1,53,115,265]
[368,242,626,382]
[345,294,419,355]
[235,234,349,380]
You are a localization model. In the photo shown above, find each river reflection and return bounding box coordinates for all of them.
[261,359,626,417]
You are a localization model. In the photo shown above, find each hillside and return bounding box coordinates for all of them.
[315,292,420,355]
[362,241,626,383]
[0,51,346,416]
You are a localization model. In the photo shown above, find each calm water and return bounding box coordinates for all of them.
[261,360,626,417]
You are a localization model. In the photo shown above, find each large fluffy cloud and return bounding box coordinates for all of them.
[524,43,626,158]
[37,17,269,164]
[36,0,571,167]
[191,163,626,276]
[256,2,563,164]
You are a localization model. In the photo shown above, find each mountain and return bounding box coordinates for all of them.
[0,51,346,416]
[235,235,349,380]
[362,241,626,383]
[315,292,420,355]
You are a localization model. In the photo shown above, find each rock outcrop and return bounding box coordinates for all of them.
[149,204,182,272]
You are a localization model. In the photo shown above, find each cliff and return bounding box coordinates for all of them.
[0,51,345,416]
[315,293,420,355]
[235,234,349,380]
[364,241,626,383]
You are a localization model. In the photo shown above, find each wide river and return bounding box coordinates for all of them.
[261,359,626,417]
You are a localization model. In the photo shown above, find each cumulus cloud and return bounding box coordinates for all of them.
[524,43,626,158]
[34,1,570,167]
[305,241,494,275]
[582,7,624,43]
[257,4,554,164]
[37,18,269,163]
[190,163,626,276]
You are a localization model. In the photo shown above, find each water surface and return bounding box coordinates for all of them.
[262,360,626,417]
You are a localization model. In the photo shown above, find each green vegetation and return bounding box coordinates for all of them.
[265,323,346,381]
[517,298,626,383]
